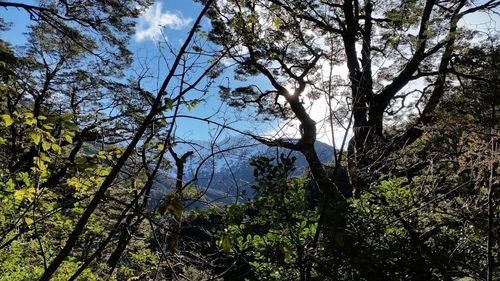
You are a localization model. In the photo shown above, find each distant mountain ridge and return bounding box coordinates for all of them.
[149,135,336,207]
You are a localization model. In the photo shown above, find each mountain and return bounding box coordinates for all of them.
[149,135,337,208]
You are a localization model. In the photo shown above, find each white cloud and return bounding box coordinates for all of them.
[135,3,192,42]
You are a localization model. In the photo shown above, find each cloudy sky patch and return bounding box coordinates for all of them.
[135,3,192,42]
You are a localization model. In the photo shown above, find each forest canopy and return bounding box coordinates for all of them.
[0,0,498,280]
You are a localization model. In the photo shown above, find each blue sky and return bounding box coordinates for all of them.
[1,1,35,45]
[1,1,498,148]
[0,1,278,145]
[129,1,278,143]
[126,0,500,147]
[126,1,349,146]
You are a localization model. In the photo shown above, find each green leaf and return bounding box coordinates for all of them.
[36,159,47,170]
[14,188,35,202]
[42,141,51,151]
[40,153,51,162]
[42,124,54,130]
[165,98,174,110]
[273,17,282,28]
[221,232,232,253]
[64,134,73,144]
[5,179,15,192]
[60,113,74,121]
[24,117,37,126]
[31,132,41,145]
[1,114,13,127]
[25,217,34,225]
[14,190,24,201]
[51,143,61,152]
[281,244,294,263]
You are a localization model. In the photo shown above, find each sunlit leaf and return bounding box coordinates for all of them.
[31,132,41,145]
[64,134,73,144]
[42,141,51,151]
[24,217,34,225]
[273,17,282,28]
[51,143,60,152]
[1,114,13,127]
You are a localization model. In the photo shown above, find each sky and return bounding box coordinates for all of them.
[1,0,498,149]
[118,1,500,150]
[129,1,286,144]
[127,1,352,147]
[0,0,350,148]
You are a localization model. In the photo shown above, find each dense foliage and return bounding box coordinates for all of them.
[0,0,498,280]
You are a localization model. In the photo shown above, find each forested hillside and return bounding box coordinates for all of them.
[0,0,498,280]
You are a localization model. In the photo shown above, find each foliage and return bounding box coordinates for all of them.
[219,155,319,280]
[0,1,163,279]
[0,0,498,280]
[214,156,497,280]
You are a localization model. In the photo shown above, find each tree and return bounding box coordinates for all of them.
[0,0,231,279]
[1,0,498,280]
[206,0,498,185]
[0,1,156,278]
[205,0,499,279]
[0,0,153,66]
[211,46,499,279]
